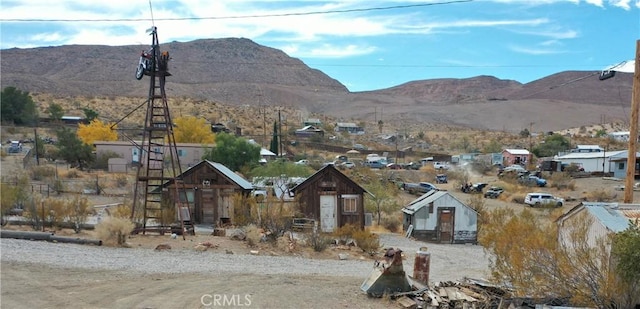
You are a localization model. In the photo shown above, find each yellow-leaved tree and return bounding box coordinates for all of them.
[77,119,118,146]
[173,116,215,144]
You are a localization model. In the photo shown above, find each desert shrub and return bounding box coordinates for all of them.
[547,172,575,190]
[68,196,92,233]
[114,174,128,187]
[305,228,331,252]
[587,189,615,202]
[245,224,261,247]
[510,193,526,204]
[44,198,70,229]
[332,223,360,244]
[65,168,80,178]
[380,214,402,233]
[92,150,122,170]
[30,165,56,180]
[352,229,381,255]
[1,149,7,159]
[467,194,486,215]
[96,217,134,246]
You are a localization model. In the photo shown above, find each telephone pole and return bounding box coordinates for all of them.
[624,40,640,203]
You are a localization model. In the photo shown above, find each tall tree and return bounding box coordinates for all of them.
[46,103,64,122]
[202,133,260,171]
[77,119,118,146]
[173,116,215,144]
[1,86,38,125]
[269,121,279,156]
[82,108,99,122]
[56,127,94,170]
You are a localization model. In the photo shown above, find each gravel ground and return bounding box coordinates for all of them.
[1,233,490,283]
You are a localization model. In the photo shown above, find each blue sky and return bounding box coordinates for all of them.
[1,0,639,92]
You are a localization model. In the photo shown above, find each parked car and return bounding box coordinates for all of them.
[386,163,403,170]
[519,175,547,187]
[403,182,438,195]
[503,165,527,173]
[435,174,448,184]
[524,193,564,207]
[294,159,309,165]
[484,186,504,199]
[7,141,22,153]
[433,161,450,170]
[341,161,356,169]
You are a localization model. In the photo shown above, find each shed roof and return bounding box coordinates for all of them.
[556,150,627,160]
[503,149,530,155]
[159,160,253,190]
[557,202,640,233]
[402,190,475,215]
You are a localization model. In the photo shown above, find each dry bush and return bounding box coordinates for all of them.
[304,228,332,252]
[64,169,80,179]
[510,193,526,204]
[44,198,70,229]
[587,189,615,202]
[332,223,360,244]
[547,172,576,190]
[68,196,92,233]
[96,217,135,246]
[245,224,261,247]
[380,214,402,233]
[30,165,56,180]
[352,229,381,255]
[114,174,128,188]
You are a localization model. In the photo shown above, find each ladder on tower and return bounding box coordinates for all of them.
[131,27,193,237]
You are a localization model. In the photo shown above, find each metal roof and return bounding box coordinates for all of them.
[581,202,640,233]
[402,190,472,215]
[204,160,254,190]
[503,149,530,155]
[556,150,627,160]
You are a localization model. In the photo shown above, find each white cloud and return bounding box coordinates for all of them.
[508,44,565,55]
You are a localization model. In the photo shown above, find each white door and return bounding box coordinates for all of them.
[132,148,140,163]
[320,195,337,232]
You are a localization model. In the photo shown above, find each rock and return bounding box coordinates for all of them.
[227,229,246,241]
[225,249,234,254]
[338,253,349,260]
[250,250,259,255]
[155,243,171,251]
[194,244,208,251]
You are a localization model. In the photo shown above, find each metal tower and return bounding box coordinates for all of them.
[131,27,192,236]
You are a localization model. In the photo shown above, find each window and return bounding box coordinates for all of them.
[178,149,186,157]
[178,190,195,203]
[618,162,625,170]
[428,202,434,214]
[342,195,358,213]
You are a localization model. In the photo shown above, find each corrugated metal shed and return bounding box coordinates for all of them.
[577,202,640,233]
[402,190,445,215]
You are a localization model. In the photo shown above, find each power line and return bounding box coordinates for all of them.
[1,1,472,22]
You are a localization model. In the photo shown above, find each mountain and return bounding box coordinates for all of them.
[0,38,634,132]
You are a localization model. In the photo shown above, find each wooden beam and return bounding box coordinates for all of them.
[624,40,640,203]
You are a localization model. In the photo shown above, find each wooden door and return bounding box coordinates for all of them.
[437,209,454,243]
[200,189,215,224]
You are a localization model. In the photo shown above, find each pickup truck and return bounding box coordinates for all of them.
[403,182,438,195]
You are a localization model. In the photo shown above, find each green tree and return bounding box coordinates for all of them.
[249,160,312,178]
[611,223,640,307]
[483,139,503,154]
[364,178,399,225]
[532,133,570,157]
[202,133,261,171]
[56,127,94,170]
[46,103,64,122]
[269,121,279,156]
[1,86,39,125]
[82,108,99,122]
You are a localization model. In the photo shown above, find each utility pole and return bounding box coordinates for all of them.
[624,40,640,203]
[278,109,283,158]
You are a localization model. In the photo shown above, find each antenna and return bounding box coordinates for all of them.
[148,0,155,27]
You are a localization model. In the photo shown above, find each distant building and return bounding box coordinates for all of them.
[571,145,604,153]
[294,125,324,138]
[335,122,364,135]
[502,149,531,166]
[303,118,322,126]
[608,131,630,142]
[556,150,636,173]
[94,140,213,169]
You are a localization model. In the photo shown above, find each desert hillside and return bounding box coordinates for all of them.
[0,38,634,132]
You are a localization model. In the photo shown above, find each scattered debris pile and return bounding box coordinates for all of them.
[362,248,572,308]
